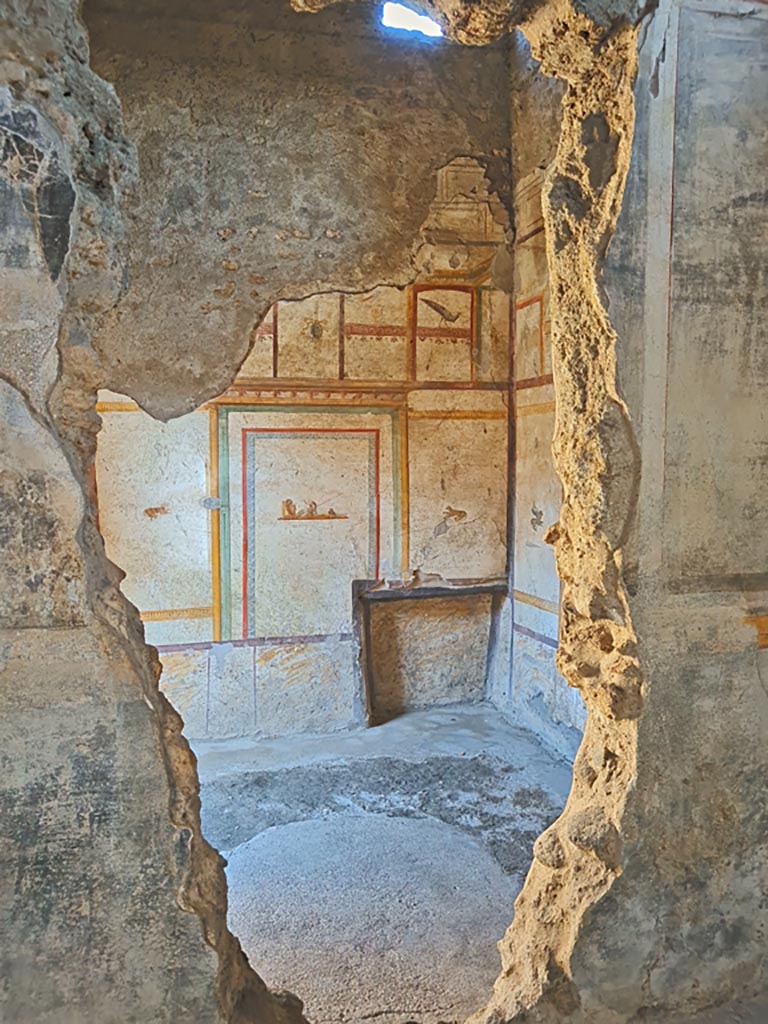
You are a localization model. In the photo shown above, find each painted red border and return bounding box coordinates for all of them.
[241,426,381,638]
[411,283,476,382]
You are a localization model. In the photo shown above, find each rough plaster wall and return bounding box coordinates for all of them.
[507,29,565,187]
[0,5,305,1023]
[3,0,767,1022]
[479,0,768,1019]
[369,594,494,719]
[586,0,768,1015]
[84,0,511,416]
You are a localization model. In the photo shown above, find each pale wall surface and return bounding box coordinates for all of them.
[96,161,513,740]
[574,0,768,1013]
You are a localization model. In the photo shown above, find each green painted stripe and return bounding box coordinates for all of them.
[218,408,232,640]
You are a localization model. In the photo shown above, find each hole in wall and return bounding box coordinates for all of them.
[92,155,585,1021]
[381,2,444,37]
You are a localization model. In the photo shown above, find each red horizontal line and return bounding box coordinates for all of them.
[344,323,407,337]
[243,426,379,435]
[513,623,558,649]
[155,632,354,654]
[251,325,275,338]
[413,283,475,294]
[516,225,545,245]
[515,294,544,311]
[516,374,553,390]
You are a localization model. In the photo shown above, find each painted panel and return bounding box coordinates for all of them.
[241,306,276,378]
[513,404,560,609]
[408,414,507,579]
[255,639,356,736]
[662,7,768,590]
[415,287,473,382]
[243,428,378,637]
[96,399,212,628]
[225,407,398,639]
[477,288,511,383]
[343,286,408,381]
[276,294,340,379]
[515,296,544,381]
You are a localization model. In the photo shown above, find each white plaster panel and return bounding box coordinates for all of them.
[515,299,544,380]
[477,288,511,383]
[513,405,560,606]
[143,616,213,647]
[277,294,340,379]
[240,306,275,378]
[255,640,356,736]
[408,389,506,412]
[207,643,257,738]
[159,648,209,740]
[96,402,212,623]
[408,416,507,579]
[661,7,768,589]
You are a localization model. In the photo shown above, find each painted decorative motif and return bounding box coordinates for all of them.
[279,499,349,521]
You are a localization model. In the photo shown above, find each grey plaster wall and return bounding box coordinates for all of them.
[588,0,768,1013]
[84,0,511,417]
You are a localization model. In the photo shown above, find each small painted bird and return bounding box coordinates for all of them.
[420,297,461,322]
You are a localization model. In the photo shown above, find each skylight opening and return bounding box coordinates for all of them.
[381,2,444,38]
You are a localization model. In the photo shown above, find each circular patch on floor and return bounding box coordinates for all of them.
[226,812,519,1024]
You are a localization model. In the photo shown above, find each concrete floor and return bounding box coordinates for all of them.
[195,705,574,1024]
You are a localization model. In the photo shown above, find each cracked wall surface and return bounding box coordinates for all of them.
[1,0,767,1021]
[92,157,514,741]
[85,0,511,417]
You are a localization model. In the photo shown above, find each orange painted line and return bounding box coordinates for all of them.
[208,406,222,642]
[514,293,544,311]
[516,401,556,418]
[140,607,212,622]
[205,393,406,408]
[96,401,140,412]
[205,379,508,398]
[413,283,475,295]
[516,374,554,390]
[399,407,410,575]
[745,614,768,649]
[513,589,559,615]
[408,410,507,421]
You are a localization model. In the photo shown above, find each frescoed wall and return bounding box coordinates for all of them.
[96,159,514,740]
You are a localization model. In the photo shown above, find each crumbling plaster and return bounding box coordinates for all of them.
[85,0,512,416]
[1,0,766,1022]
